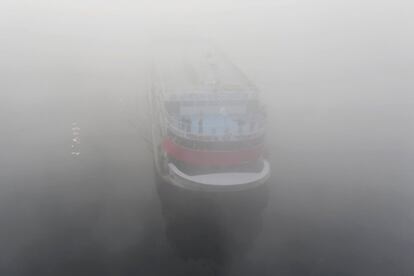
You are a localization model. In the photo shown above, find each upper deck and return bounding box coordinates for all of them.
[151,39,258,99]
[150,40,265,142]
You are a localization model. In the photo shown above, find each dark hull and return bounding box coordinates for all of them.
[155,168,269,266]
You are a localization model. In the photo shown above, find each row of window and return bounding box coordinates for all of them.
[165,100,261,115]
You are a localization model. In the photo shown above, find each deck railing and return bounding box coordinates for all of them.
[164,112,265,142]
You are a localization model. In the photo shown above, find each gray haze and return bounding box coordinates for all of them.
[1,0,414,275]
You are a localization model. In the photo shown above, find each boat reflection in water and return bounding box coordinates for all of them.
[155,172,269,269]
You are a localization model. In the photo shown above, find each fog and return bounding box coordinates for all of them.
[1,0,413,275]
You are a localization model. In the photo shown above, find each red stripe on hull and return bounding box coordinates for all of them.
[162,137,263,166]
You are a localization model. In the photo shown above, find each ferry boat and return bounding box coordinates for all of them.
[149,41,270,192]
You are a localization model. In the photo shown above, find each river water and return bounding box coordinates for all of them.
[1,0,413,275]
